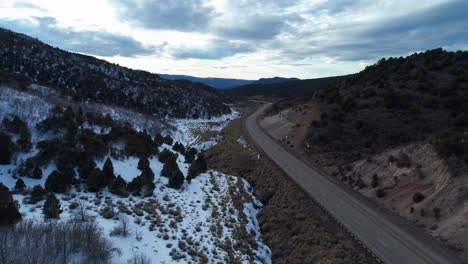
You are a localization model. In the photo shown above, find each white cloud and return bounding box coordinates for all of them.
[0,0,466,79]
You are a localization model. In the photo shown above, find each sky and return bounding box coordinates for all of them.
[0,0,467,80]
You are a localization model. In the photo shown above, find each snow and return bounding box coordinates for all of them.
[169,110,240,150]
[0,104,271,263]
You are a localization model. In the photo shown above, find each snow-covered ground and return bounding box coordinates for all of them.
[0,98,271,263]
[169,111,240,151]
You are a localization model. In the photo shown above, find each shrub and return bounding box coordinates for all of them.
[87,168,102,192]
[0,131,13,164]
[32,166,43,179]
[30,185,46,203]
[0,183,21,225]
[395,152,412,168]
[375,188,386,198]
[101,158,115,187]
[110,176,127,196]
[413,192,425,203]
[14,178,26,192]
[433,207,441,221]
[137,157,150,171]
[45,170,70,193]
[168,169,185,190]
[187,155,208,182]
[371,174,379,188]
[43,193,62,219]
[0,219,115,263]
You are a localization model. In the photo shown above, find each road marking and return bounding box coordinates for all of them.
[353,218,361,225]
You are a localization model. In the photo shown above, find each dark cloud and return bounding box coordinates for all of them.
[116,0,216,31]
[215,15,288,41]
[171,40,253,60]
[280,0,468,62]
[0,17,156,57]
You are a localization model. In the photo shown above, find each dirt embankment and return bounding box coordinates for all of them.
[204,103,371,264]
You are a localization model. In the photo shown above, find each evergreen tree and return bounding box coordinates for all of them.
[172,142,185,154]
[45,170,70,193]
[110,176,127,196]
[154,133,164,146]
[43,193,62,219]
[158,148,176,163]
[137,157,150,171]
[168,169,184,189]
[86,168,102,192]
[30,185,46,203]
[187,155,208,182]
[32,166,43,179]
[79,158,96,180]
[163,135,173,146]
[184,147,197,163]
[0,183,21,224]
[0,131,13,164]
[101,158,115,187]
[14,178,26,192]
[140,168,155,197]
[161,157,178,178]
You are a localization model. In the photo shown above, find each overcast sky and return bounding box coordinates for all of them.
[0,0,467,79]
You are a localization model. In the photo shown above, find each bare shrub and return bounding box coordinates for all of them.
[0,219,117,263]
[110,214,130,237]
[127,251,151,264]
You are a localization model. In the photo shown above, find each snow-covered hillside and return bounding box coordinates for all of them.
[0,89,271,263]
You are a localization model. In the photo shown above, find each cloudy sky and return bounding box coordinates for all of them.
[0,0,467,79]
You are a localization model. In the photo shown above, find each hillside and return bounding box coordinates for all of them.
[0,27,230,119]
[258,48,468,259]
[225,76,339,98]
[0,83,272,263]
[160,74,299,89]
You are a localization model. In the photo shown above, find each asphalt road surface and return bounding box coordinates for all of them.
[245,103,458,264]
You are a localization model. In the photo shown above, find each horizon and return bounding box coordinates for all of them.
[0,0,467,79]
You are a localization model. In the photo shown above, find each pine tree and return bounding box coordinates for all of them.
[45,170,70,193]
[0,132,13,164]
[140,168,155,197]
[14,178,26,192]
[110,176,127,196]
[32,166,43,179]
[101,158,115,187]
[163,135,173,146]
[30,185,46,203]
[43,193,62,219]
[86,168,102,192]
[138,157,150,171]
[79,158,96,180]
[168,168,184,189]
[0,183,21,224]
[161,157,178,178]
[187,155,208,182]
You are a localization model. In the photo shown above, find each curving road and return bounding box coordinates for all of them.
[245,103,458,264]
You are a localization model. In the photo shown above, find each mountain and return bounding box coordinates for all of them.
[252,77,299,85]
[225,76,340,98]
[159,74,299,89]
[0,27,230,119]
[159,74,253,89]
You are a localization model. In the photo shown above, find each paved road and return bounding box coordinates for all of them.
[245,103,458,264]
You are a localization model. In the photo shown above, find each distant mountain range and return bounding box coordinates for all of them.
[159,74,299,89]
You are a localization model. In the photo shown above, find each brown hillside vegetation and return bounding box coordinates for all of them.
[205,104,372,264]
[258,48,468,260]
